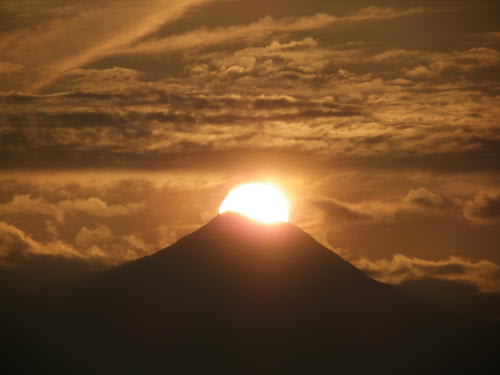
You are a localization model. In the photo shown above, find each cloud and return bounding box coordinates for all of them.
[1,76,498,173]
[309,188,457,230]
[353,254,500,292]
[0,220,83,266]
[120,13,337,55]
[374,47,500,78]
[0,218,154,268]
[0,0,212,91]
[59,197,142,218]
[0,171,499,297]
[59,67,141,91]
[0,194,63,222]
[120,7,434,56]
[463,191,500,225]
[0,218,110,289]
[0,220,34,262]
[404,187,448,209]
[0,194,141,223]
[74,225,114,248]
[0,1,499,292]
[0,61,24,74]
[312,198,372,222]
[348,6,429,21]
[0,175,224,267]
[2,12,498,173]
[406,65,434,78]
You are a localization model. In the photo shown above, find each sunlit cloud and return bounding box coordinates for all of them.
[0,0,212,92]
[119,6,439,56]
[354,254,500,293]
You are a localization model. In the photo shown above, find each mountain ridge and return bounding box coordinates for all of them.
[2,212,496,374]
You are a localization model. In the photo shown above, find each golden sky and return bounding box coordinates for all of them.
[0,0,499,292]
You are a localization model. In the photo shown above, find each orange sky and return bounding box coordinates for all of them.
[0,0,499,292]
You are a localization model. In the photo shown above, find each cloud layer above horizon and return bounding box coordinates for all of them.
[1,0,499,292]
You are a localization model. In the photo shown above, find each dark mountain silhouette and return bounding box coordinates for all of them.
[399,277,500,323]
[2,213,498,374]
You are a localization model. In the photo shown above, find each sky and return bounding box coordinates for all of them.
[0,0,499,293]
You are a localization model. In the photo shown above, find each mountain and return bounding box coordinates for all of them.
[3,213,498,374]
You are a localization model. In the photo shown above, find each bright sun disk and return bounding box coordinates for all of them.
[219,183,289,224]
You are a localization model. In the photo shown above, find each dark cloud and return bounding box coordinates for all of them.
[463,191,500,224]
[0,83,498,173]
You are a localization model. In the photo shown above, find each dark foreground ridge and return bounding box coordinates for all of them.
[3,213,498,374]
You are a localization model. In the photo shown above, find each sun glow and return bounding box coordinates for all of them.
[219,183,289,224]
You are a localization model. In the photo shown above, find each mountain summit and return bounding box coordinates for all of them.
[5,213,493,373]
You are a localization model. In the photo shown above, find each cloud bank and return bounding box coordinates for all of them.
[0,0,499,293]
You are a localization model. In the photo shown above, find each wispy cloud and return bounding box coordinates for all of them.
[354,254,500,292]
[0,0,211,92]
[119,7,436,55]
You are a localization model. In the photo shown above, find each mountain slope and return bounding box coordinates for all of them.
[5,213,496,373]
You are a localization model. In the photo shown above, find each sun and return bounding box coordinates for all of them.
[219,183,289,224]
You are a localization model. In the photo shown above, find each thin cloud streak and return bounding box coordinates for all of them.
[0,0,212,92]
[119,6,440,56]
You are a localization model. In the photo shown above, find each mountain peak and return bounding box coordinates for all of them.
[7,211,479,374]
[153,211,333,263]
[143,211,374,293]
[195,211,307,246]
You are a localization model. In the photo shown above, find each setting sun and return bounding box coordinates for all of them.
[219,183,289,224]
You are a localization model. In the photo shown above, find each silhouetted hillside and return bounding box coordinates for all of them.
[2,213,498,374]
